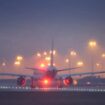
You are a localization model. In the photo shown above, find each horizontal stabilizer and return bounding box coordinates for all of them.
[57,67,80,72]
[25,67,40,71]
[25,67,46,73]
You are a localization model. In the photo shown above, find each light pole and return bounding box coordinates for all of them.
[96,63,101,71]
[88,40,97,73]
[101,53,105,70]
[65,50,77,73]
[65,58,69,67]
[14,55,24,68]
[69,50,77,68]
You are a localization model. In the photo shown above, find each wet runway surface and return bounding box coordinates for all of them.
[0,87,105,105]
[0,91,105,105]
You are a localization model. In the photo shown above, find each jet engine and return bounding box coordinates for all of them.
[63,76,73,86]
[17,76,26,86]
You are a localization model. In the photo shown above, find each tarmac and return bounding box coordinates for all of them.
[0,88,105,105]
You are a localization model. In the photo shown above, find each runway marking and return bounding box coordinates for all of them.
[0,85,105,92]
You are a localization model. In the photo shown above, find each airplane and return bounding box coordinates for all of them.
[0,41,105,88]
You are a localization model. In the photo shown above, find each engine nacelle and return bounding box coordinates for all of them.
[63,76,73,86]
[17,76,26,86]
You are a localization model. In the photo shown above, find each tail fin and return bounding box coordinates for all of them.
[50,39,54,67]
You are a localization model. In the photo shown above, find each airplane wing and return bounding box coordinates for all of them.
[25,67,40,71]
[56,67,80,72]
[0,72,43,79]
[58,71,105,78]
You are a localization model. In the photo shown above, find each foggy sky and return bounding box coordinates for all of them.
[0,0,105,63]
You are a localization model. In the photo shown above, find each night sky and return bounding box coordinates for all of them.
[0,0,105,72]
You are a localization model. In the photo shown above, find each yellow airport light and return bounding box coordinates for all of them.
[37,52,41,57]
[73,79,78,86]
[96,63,100,67]
[16,56,23,61]
[88,40,97,49]
[88,40,97,73]
[47,63,56,66]
[2,62,6,66]
[65,58,69,63]
[43,51,47,56]
[48,63,50,66]
[53,50,56,55]
[77,61,84,67]
[70,51,77,56]
[96,63,102,71]
[45,56,51,61]
[68,50,77,68]
[40,63,45,68]
[49,50,56,55]
[53,63,56,66]
[14,61,21,66]
[101,53,105,58]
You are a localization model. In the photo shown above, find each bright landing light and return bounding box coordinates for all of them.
[40,63,45,68]
[43,79,49,85]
